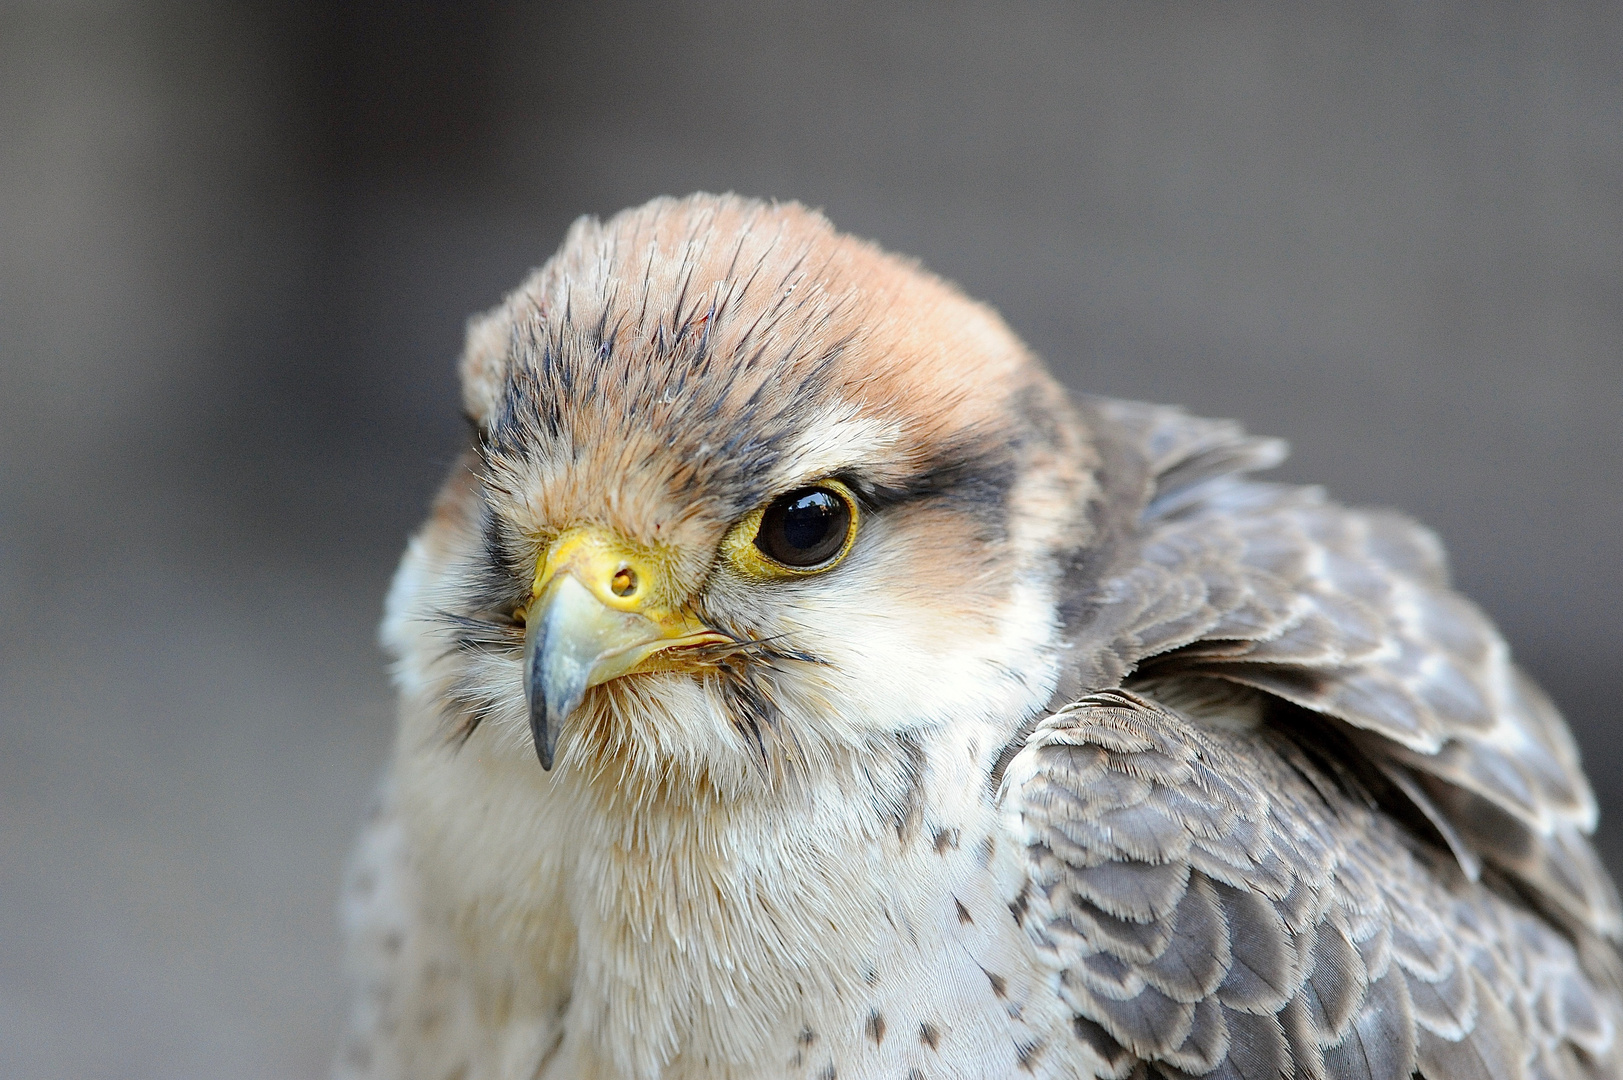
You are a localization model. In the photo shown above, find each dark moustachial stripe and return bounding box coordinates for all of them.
[718,672,782,762]
[449,502,532,621]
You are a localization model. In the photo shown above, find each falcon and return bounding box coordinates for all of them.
[335,194,1622,1080]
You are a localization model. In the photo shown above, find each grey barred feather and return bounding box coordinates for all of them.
[1002,689,1620,1080]
[1070,399,1620,942]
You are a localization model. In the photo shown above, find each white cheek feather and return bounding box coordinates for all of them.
[380,532,444,700]
[773,560,1060,742]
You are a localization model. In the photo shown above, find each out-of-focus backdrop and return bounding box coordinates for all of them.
[2,3,1619,1075]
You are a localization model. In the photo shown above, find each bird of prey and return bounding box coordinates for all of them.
[335,194,1622,1080]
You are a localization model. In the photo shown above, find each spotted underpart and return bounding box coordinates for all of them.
[338,194,1622,1080]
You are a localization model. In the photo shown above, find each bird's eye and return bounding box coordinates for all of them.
[722,480,859,579]
[756,487,852,567]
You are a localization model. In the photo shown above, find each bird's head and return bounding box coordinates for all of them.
[388,195,1099,798]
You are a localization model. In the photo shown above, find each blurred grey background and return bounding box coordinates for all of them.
[2,2,1619,1075]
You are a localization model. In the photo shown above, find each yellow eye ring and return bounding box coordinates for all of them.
[721,479,860,580]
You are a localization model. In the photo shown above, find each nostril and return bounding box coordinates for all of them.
[611,567,638,598]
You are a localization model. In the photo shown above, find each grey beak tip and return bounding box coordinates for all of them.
[531,712,555,770]
[526,644,556,771]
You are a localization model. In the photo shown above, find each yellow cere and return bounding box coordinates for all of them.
[531,528,673,616]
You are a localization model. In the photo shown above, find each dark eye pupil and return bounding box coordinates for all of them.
[756,487,851,568]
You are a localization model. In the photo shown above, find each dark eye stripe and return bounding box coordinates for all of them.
[838,440,1017,515]
[755,487,853,568]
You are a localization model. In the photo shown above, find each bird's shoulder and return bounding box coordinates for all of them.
[1056,396,1617,940]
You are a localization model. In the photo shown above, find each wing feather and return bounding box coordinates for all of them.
[1002,690,1620,1080]
[1074,398,1620,939]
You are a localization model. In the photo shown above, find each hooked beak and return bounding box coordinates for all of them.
[521,529,725,769]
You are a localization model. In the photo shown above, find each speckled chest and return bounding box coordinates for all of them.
[568,731,1086,1080]
[742,817,1074,1080]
